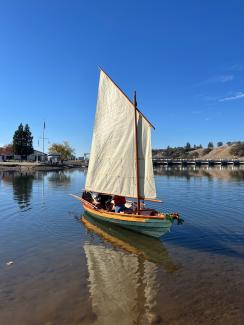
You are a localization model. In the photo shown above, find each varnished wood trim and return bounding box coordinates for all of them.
[70,194,166,220]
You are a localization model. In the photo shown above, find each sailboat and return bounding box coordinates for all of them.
[71,68,181,238]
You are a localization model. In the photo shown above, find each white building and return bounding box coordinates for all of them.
[48,153,62,164]
[27,150,47,162]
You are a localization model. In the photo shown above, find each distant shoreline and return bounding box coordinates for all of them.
[0,164,64,172]
[153,143,244,160]
[1,160,244,172]
[0,161,87,172]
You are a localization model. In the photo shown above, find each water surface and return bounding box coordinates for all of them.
[0,167,244,324]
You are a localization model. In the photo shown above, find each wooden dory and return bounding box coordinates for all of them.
[71,195,179,238]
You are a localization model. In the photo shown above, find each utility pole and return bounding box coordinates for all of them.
[43,121,45,154]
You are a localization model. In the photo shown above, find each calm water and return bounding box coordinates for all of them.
[0,167,244,325]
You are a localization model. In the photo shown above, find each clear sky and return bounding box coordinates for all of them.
[0,0,243,156]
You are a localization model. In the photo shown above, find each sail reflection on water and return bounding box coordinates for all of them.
[82,214,180,325]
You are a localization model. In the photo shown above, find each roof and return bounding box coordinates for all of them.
[33,150,47,155]
[0,148,47,156]
[48,153,61,157]
[0,145,13,155]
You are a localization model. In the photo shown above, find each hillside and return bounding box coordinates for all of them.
[193,145,242,160]
[153,143,244,160]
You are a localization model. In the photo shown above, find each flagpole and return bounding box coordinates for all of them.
[38,122,48,161]
[43,122,45,154]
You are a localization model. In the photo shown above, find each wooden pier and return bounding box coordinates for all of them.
[152,158,244,167]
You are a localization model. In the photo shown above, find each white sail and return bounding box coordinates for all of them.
[85,70,156,199]
[137,112,156,199]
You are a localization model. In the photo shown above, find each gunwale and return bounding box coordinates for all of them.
[70,194,167,221]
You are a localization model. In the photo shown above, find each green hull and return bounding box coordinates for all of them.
[85,209,173,238]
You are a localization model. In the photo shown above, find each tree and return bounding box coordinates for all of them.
[48,141,75,161]
[12,123,34,159]
[208,142,214,148]
[185,142,191,150]
[24,124,34,155]
[217,141,223,147]
[13,123,24,155]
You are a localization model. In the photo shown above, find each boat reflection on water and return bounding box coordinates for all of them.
[82,213,180,325]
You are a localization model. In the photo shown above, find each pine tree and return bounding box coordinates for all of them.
[13,123,24,156]
[24,124,34,155]
[12,123,34,159]
[185,142,191,150]
[208,142,214,148]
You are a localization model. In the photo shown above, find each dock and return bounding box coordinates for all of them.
[152,158,244,167]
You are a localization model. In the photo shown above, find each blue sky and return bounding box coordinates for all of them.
[0,0,243,156]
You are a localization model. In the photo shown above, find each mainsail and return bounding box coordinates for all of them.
[85,70,156,199]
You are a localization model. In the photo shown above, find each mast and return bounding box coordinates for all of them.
[134,91,140,214]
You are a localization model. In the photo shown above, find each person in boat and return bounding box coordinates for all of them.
[82,191,94,203]
[96,193,112,210]
[113,195,127,213]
